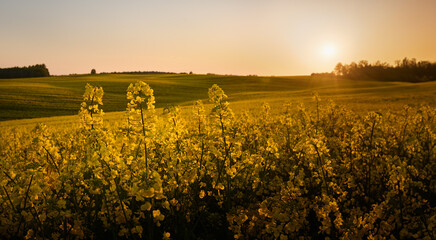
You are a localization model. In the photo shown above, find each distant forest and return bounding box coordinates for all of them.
[100,71,179,75]
[327,58,436,82]
[0,64,50,79]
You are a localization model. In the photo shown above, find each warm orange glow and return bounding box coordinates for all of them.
[322,45,337,58]
[0,1,435,75]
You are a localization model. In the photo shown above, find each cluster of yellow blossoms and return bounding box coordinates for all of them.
[0,81,435,239]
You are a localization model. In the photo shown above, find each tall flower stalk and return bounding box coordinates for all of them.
[126,81,156,179]
[79,83,104,130]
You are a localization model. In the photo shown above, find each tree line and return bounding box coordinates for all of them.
[99,71,178,75]
[0,64,50,79]
[332,58,436,82]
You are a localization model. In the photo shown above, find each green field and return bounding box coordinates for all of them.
[1,75,435,239]
[1,73,436,124]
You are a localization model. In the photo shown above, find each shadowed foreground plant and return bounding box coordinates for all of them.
[0,82,434,239]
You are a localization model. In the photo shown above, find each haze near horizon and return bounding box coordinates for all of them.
[1,0,435,76]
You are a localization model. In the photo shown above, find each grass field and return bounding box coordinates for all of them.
[1,75,435,239]
[1,73,436,124]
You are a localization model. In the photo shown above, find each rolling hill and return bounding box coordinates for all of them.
[1,73,436,123]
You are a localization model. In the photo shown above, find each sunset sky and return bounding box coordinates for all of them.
[1,0,435,76]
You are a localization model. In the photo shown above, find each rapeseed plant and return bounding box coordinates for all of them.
[0,81,434,239]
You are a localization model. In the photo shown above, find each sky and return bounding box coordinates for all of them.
[1,0,436,76]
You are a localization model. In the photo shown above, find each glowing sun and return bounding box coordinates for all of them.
[322,44,337,57]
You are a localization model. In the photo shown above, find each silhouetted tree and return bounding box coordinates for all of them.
[330,58,436,82]
[334,63,344,76]
[0,64,50,79]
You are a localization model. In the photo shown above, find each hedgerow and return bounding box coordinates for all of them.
[0,81,435,239]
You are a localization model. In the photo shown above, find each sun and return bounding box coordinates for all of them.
[322,44,337,58]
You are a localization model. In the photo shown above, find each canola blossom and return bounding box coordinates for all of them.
[0,81,435,239]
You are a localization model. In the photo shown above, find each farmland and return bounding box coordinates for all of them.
[0,75,435,239]
[1,73,436,124]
